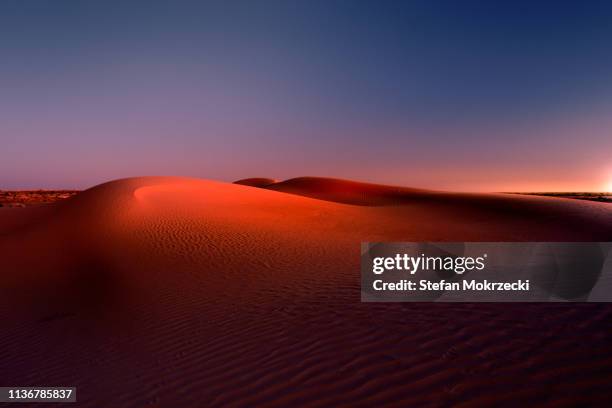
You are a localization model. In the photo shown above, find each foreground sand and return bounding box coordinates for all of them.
[1,177,611,407]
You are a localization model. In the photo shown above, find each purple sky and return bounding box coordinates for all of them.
[1,1,612,192]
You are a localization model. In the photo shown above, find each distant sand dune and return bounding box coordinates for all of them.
[237,176,432,205]
[234,177,278,187]
[234,176,612,240]
[1,176,611,407]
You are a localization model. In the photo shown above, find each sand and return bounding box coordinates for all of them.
[1,176,611,407]
[234,178,278,188]
[0,190,79,207]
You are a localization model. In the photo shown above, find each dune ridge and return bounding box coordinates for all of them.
[234,177,278,188]
[235,176,434,205]
[1,176,611,407]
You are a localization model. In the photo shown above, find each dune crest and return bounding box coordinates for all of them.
[234,177,278,187]
[235,176,434,205]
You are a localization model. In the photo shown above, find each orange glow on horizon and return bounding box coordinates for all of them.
[606,179,612,193]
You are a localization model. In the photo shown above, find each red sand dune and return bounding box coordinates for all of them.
[234,177,278,188]
[1,176,611,407]
[253,176,434,205]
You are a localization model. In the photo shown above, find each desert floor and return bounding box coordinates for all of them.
[1,177,611,407]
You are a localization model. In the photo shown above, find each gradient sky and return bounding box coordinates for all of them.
[1,0,612,191]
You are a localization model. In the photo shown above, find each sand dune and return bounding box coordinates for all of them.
[236,176,612,240]
[1,176,611,407]
[234,177,278,187]
[236,176,432,205]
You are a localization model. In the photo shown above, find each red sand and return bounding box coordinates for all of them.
[234,177,278,188]
[1,176,611,407]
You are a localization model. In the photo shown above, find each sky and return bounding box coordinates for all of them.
[1,0,612,192]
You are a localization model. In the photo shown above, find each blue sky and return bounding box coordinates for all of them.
[1,0,611,191]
